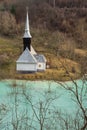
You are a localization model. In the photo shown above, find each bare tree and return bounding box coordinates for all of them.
[0,78,87,130]
[53,0,56,8]
[57,73,87,130]
[22,81,60,130]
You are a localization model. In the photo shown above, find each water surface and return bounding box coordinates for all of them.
[0,79,87,130]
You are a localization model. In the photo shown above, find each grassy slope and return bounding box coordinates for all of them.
[0,28,83,81]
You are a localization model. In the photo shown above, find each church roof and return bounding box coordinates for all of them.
[30,46,37,55]
[34,54,46,63]
[23,10,32,38]
[16,48,37,63]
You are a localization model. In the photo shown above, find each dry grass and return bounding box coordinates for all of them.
[15,56,81,81]
[75,49,87,57]
[0,34,82,81]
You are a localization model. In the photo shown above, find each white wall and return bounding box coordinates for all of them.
[37,62,46,71]
[16,63,37,71]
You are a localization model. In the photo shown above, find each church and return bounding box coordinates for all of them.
[16,10,46,72]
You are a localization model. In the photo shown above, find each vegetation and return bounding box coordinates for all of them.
[0,0,87,80]
[0,30,83,81]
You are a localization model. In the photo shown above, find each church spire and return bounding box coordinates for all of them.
[23,8,32,51]
[23,8,32,38]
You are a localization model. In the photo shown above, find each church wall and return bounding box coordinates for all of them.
[37,62,46,71]
[16,63,37,71]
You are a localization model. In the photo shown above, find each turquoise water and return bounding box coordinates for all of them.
[0,79,87,130]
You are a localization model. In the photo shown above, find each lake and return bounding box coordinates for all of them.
[0,79,87,130]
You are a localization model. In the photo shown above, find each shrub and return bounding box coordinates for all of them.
[0,11,17,36]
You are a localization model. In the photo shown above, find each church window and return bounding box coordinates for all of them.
[39,64,41,67]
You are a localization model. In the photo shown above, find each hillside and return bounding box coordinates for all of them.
[0,28,86,81]
[0,0,87,80]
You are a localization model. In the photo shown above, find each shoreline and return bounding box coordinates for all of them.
[0,77,82,83]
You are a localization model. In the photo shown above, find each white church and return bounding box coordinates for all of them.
[16,10,46,72]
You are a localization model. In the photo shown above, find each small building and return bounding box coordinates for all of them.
[34,54,46,71]
[16,48,37,72]
[16,9,46,72]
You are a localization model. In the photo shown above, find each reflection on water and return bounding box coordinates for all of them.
[0,79,87,130]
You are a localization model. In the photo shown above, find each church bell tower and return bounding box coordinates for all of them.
[23,8,32,51]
